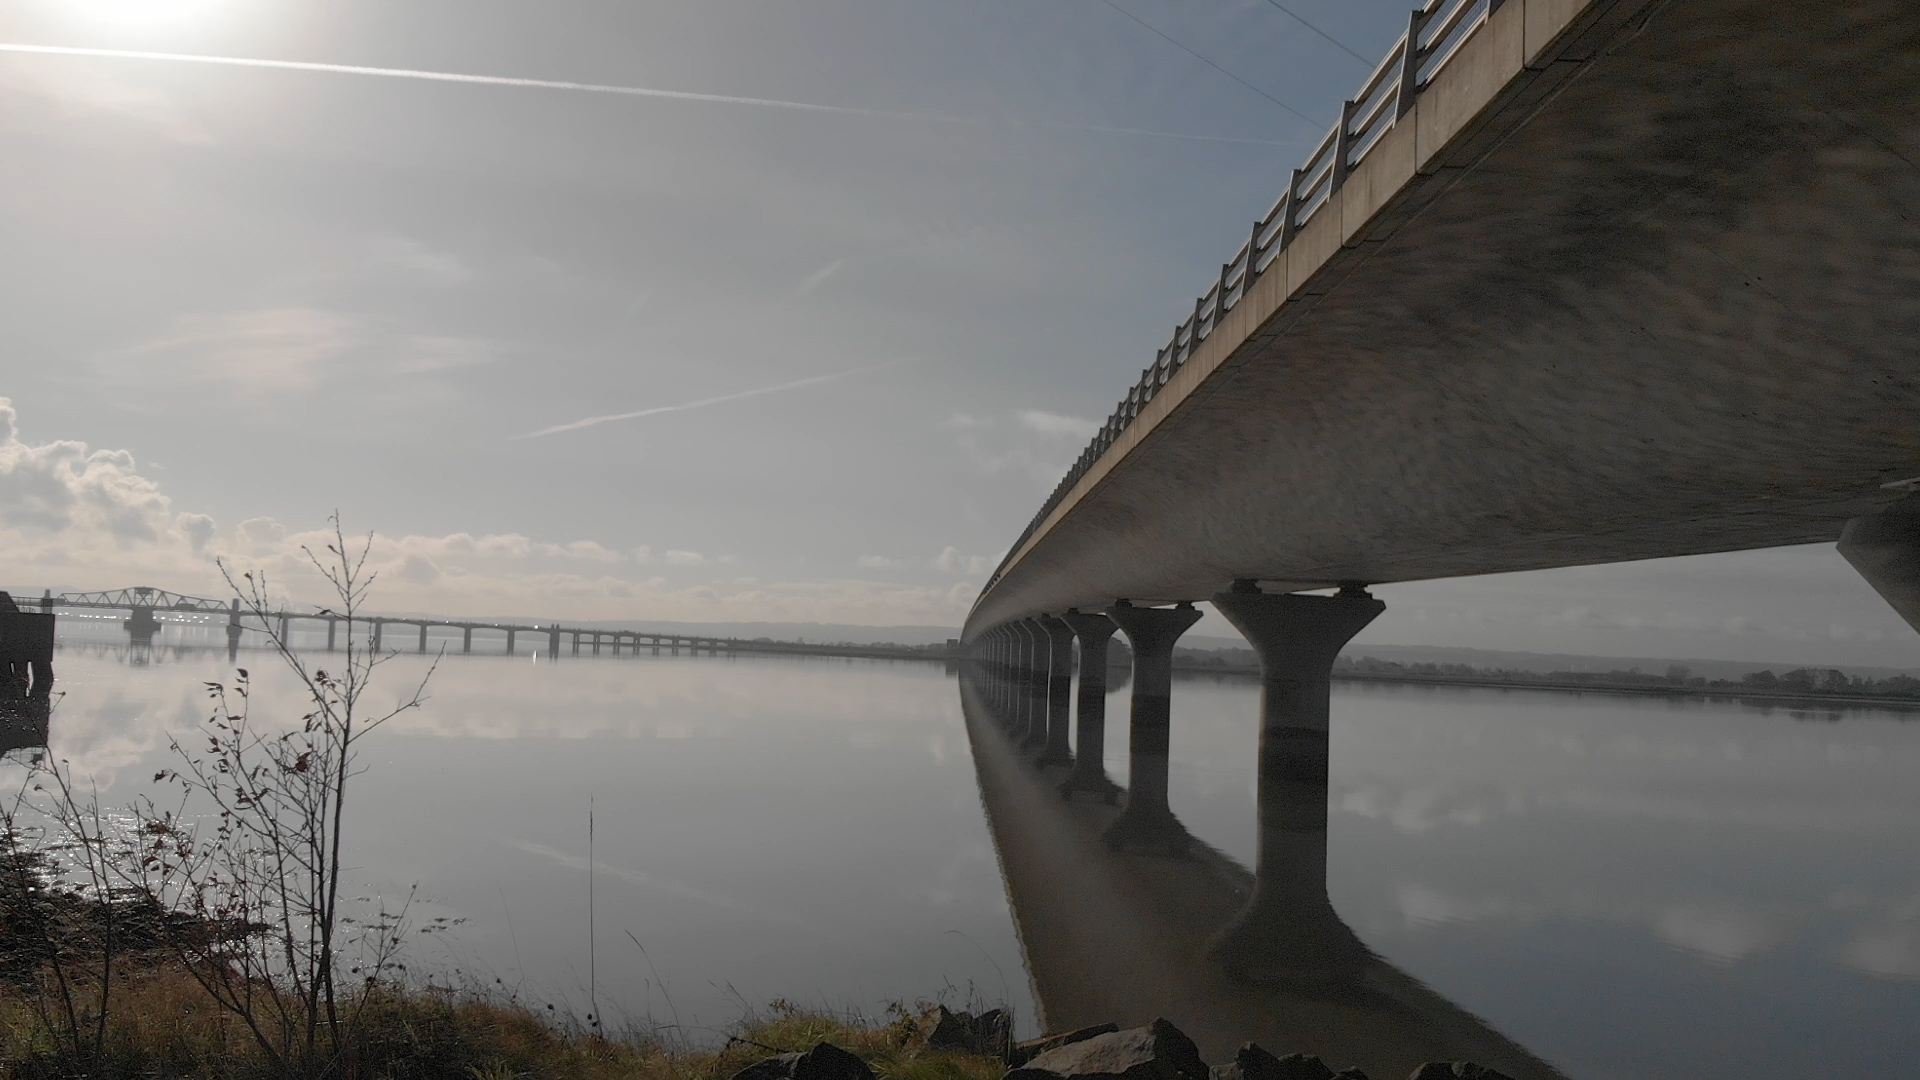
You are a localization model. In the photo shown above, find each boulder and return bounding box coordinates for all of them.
[1406,1066,1512,1080]
[928,1006,1013,1057]
[1211,1044,1335,1080]
[1011,1024,1121,1067]
[727,1043,875,1080]
[1006,1018,1208,1080]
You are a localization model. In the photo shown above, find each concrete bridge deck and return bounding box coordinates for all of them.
[968,0,1920,633]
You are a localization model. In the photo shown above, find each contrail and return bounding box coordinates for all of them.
[0,42,1293,146]
[516,359,913,440]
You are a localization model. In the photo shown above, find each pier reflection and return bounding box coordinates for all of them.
[958,668,1567,1079]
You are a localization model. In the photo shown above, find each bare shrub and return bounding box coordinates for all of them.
[130,514,436,1077]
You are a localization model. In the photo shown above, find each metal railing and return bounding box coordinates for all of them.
[979,0,1500,599]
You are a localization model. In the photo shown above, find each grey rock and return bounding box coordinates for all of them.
[1011,1024,1121,1067]
[1211,1044,1335,1080]
[1406,1066,1512,1080]
[728,1043,875,1080]
[1006,1018,1208,1080]
[929,1006,1013,1058]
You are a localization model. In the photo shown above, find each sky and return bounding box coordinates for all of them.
[1,0,1916,669]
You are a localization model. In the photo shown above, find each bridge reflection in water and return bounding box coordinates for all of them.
[958,668,1567,1080]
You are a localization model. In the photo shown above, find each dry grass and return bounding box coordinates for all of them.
[0,964,1011,1080]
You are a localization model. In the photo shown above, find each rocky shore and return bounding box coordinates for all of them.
[732,1011,1518,1080]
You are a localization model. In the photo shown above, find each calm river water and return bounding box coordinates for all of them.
[7,624,1919,1079]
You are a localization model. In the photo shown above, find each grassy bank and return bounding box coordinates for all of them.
[0,964,1009,1080]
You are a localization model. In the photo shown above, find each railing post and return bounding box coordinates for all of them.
[1216,261,1231,320]
[1331,99,1357,193]
[1279,168,1304,251]
[1395,10,1425,117]
[1246,220,1265,285]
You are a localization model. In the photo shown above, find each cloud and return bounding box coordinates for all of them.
[1396,883,1787,967]
[99,308,493,402]
[0,399,973,625]
[517,359,914,439]
[789,257,846,300]
[944,408,1100,487]
[0,396,184,549]
[1016,409,1099,439]
[933,546,997,576]
[856,548,1000,576]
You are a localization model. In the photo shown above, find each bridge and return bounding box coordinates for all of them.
[957,0,1920,970]
[30,587,954,662]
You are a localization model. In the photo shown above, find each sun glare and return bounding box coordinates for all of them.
[52,0,227,29]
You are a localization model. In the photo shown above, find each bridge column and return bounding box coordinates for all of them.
[1207,582,1383,983]
[1059,610,1122,803]
[462,626,472,654]
[372,619,383,652]
[1102,601,1203,855]
[1840,495,1920,634]
[549,627,561,658]
[227,599,242,660]
[506,628,517,655]
[278,612,290,646]
[1013,620,1045,747]
[326,617,337,652]
[418,623,428,653]
[1038,616,1075,767]
[592,632,601,656]
[999,624,1025,730]
[572,631,580,655]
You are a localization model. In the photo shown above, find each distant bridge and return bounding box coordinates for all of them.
[35,588,953,661]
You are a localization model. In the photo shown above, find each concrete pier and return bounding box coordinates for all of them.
[1207,583,1384,983]
[1038,615,1076,767]
[1101,601,1202,855]
[1020,618,1050,749]
[1059,610,1122,803]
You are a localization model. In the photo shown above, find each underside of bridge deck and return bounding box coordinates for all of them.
[968,0,1920,634]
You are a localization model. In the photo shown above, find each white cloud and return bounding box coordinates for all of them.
[0,399,973,625]
[97,308,493,402]
[933,545,997,576]
[858,554,903,569]
[1016,409,1099,439]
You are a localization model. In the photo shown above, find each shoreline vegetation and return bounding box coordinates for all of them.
[1179,653,1920,711]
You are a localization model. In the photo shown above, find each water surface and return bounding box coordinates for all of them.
[9,627,1919,1077]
